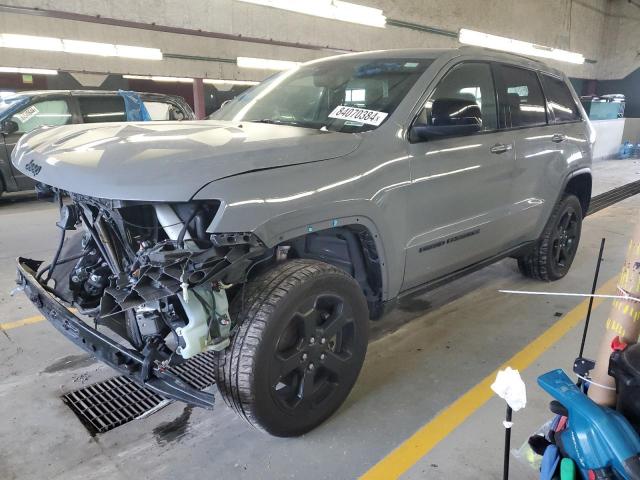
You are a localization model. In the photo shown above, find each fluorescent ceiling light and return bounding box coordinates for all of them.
[0,66,58,75]
[123,74,152,80]
[0,34,63,51]
[63,39,116,56]
[123,74,193,83]
[236,0,386,28]
[458,29,584,64]
[115,45,163,60]
[124,75,259,85]
[237,56,300,71]
[152,76,193,83]
[203,79,259,86]
[0,33,162,60]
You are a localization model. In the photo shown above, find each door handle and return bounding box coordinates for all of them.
[551,134,566,143]
[490,143,513,154]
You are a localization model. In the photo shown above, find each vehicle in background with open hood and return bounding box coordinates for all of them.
[0,90,193,195]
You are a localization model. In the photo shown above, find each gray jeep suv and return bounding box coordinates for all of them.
[12,47,593,436]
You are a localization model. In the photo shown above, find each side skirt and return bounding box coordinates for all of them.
[380,241,536,316]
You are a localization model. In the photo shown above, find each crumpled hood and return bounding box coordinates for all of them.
[11,120,361,201]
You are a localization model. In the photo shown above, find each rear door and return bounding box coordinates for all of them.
[539,73,590,201]
[4,96,74,190]
[494,64,584,241]
[403,61,517,289]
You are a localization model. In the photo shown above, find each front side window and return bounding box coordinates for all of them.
[77,96,126,123]
[540,74,581,123]
[10,99,72,133]
[212,57,432,132]
[414,62,498,134]
[495,64,547,128]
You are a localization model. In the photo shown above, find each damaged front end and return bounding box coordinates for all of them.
[15,191,267,409]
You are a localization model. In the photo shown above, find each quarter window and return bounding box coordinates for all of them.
[10,99,72,133]
[143,101,187,121]
[417,62,498,133]
[77,96,126,123]
[540,74,581,123]
[495,64,547,128]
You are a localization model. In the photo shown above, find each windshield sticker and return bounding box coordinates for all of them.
[329,106,388,126]
[404,62,419,68]
[15,105,39,124]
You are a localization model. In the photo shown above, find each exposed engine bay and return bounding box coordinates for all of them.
[15,190,268,405]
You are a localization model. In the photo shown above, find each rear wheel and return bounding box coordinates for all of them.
[518,194,582,281]
[213,259,369,437]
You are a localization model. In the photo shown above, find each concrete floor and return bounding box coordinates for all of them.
[0,157,638,480]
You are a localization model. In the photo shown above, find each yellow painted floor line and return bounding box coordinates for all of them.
[0,315,45,331]
[360,275,618,480]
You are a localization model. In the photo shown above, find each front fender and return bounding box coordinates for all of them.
[193,150,413,300]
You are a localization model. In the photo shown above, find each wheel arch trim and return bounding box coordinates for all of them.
[563,167,592,217]
[259,214,391,302]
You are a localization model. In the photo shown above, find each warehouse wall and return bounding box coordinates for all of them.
[0,0,613,81]
[596,0,640,80]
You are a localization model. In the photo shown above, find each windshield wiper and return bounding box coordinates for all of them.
[248,118,333,132]
[250,119,301,126]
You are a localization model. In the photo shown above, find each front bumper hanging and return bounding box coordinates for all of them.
[15,257,214,410]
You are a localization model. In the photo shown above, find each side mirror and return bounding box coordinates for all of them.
[0,119,18,135]
[410,98,482,142]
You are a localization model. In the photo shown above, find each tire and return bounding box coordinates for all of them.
[213,259,369,437]
[517,194,583,281]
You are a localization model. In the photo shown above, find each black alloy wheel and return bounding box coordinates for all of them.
[517,194,583,281]
[551,208,579,269]
[270,292,356,413]
[213,259,369,436]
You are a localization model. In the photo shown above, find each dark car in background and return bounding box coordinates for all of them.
[0,90,194,195]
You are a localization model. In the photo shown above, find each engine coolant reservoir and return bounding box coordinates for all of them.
[176,286,213,359]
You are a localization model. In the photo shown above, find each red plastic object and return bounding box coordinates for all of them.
[611,336,628,352]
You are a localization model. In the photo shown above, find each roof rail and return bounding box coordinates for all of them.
[458,45,546,65]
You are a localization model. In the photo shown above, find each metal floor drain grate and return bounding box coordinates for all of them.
[588,179,640,216]
[63,351,216,435]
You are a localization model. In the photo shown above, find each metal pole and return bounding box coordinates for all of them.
[192,78,206,120]
[503,406,513,480]
[579,238,606,358]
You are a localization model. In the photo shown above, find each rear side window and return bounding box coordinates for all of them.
[143,101,188,121]
[77,96,126,123]
[540,74,581,123]
[495,64,547,128]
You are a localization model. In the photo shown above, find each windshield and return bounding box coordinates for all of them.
[0,93,28,118]
[211,56,432,132]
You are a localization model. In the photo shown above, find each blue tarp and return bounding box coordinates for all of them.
[118,90,152,121]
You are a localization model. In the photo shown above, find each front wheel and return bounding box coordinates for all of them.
[517,194,583,281]
[213,259,369,437]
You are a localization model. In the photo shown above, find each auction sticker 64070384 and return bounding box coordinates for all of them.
[328,106,388,126]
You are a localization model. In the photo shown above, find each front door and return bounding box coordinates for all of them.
[403,61,516,290]
[4,97,74,190]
